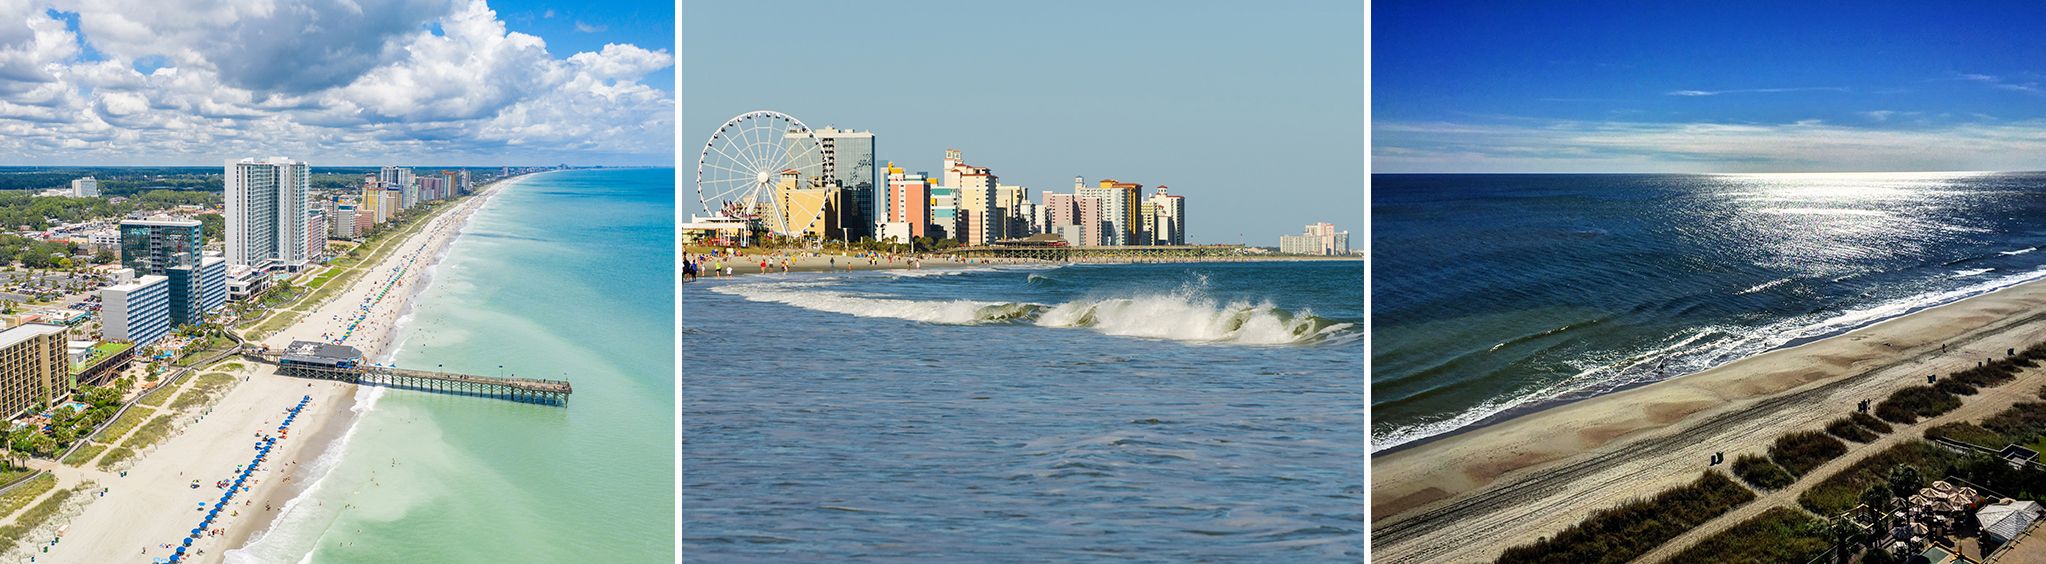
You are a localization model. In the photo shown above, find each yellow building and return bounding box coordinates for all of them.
[362,186,384,224]
[774,170,842,240]
[0,324,70,419]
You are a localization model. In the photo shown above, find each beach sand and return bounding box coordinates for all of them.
[28,179,507,564]
[1370,276,2046,562]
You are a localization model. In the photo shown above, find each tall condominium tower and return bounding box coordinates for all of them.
[120,217,211,327]
[225,156,312,272]
[797,127,876,240]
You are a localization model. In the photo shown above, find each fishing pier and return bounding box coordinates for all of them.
[243,341,573,405]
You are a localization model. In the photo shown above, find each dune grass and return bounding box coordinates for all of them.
[60,442,106,467]
[96,447,135,471]
[0,474,54,517]
[1731,454,1796,490]
[1666,506,1829,564]
[1799,440,1958,515]
[0,484,80,548]
[1496,471,1756,564]
[1769,431,1850,477]
[119,415,175,451]
[1825,417,1880,443]
[170,373,237,412]
[94,406,154,442]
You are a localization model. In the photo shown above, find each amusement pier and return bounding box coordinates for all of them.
[243,341,574,405]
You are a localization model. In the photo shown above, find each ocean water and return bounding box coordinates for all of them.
[227,168,675,562]
[1373,172,2046,452]
[681,261,1364,560]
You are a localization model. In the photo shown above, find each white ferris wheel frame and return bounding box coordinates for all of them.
[695,110,827,237]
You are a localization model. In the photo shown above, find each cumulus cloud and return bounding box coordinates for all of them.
[0,0,672,165]
[1375,117,2046,173]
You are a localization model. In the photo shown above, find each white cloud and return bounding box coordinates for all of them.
[573,21,605,33]
[0,0,672,165]
[1375,117,2046,173]
[1664,86,1849,97]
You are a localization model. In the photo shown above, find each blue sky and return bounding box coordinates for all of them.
[0,0,673,166]
[1374,2,2046,173]
[684,0,1363,244]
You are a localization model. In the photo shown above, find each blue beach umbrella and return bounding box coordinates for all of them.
[181,538,191,547]
[176,546,185,554]
[190,528,200,536]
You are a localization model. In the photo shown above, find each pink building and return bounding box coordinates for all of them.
[886,169,931,238]
[1044,192,1075,228]
[1076,195,1103,247]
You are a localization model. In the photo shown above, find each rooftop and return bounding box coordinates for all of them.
[0,324,65,351]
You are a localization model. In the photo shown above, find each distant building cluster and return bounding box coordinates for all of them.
[1279,222,1350,255]
[872,147,1188,248]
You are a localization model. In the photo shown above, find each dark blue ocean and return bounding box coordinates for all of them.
[1373,172,2046,451]
[682,261,1363,560]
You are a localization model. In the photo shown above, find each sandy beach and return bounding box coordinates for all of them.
[1371,275,2046,562]
[19,178,510,564]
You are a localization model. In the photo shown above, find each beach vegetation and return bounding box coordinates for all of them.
[1495,470,1755,564]
[1850,412,1893,434]
[119,415,174,451]
[1825,417,1880,443]
[170,372,236,411]
[1925,422,2003,447]
[1731,454,1795,490]
[94,406,152,442]
[1799,441,1956,515]
[1933,378,1979,396]
[61,441,106,467]
[0,485,79,548]
[1873,386,1961,424]
[1770,431,1849,476]
[95,447,134,471]
[0,474,53,518]
[1665,506,1829,564]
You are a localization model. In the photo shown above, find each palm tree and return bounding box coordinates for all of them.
[1828,515,1862,563]
[1886,464,1922,500]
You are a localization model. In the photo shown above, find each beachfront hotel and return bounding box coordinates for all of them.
[225,156,314,273]
[119,217,217,327]
[101,269,171,348]
[1279,222,1350,255]
[0,324,71,419]
[800,127,877,240]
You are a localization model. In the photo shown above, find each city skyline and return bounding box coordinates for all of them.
[683,0,1363,244]
[0,0,674,166]
[1375,1,2046,173]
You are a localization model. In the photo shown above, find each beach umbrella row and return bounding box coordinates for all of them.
[165,397,310,562]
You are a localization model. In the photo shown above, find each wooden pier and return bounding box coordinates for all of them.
[240,342,571,405]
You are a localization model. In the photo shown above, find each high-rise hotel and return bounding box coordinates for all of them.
[225,157,313,273]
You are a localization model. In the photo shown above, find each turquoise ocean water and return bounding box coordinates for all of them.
[226,168,675,562]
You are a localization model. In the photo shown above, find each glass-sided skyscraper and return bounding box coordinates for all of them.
[120,218,210,327]
[792,127,876,240]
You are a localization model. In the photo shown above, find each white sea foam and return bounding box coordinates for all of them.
[712,281,1355,345]
[1954,268,1996,277]
[1376,265,2046,452]
[1735,277,1793,295]
[2002,247,2037,256]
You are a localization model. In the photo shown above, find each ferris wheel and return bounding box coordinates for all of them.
[695,110,826,237]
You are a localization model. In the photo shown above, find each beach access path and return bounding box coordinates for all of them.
[1370,276,2046,563]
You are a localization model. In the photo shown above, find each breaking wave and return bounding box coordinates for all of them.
[710,281,1356,345]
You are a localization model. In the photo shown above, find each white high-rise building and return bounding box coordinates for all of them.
[225,156,312,272]
[101,270,171,347]
[800,127,877,240]
[1149,186,1186,245]
[70,177,98,197]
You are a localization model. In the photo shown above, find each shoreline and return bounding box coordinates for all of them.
[1376,266,2046,456]
[22,173,518,564]
[221,174,519,559]
[1370,269,2046,561]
